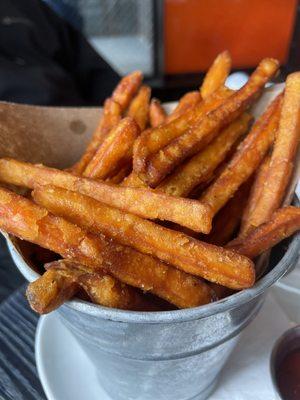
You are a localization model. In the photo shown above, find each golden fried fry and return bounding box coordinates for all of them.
[0,187,213,308]
[83,117,140,179]
[127,85,151,130]
[166,91,201,123]
[27,260,160,313]
[149,98,167,127]
[121,172,148,188]
[241,73,300,230]
[200,93,282,216]
[73,98,121,174]
[227,206,300,259]
[26,267,78,314]
[106,165,132,184]
[240,154,271,235]
[0,158,212,232]
[204,180,252,246]
[144,58,279,186]
[201,51,232,99]
[33,185,255,289]
[158,113,251,197]
[112,70,143,111]
[133,86,233,181]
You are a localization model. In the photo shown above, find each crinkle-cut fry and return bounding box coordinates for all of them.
[166,91,201,123]
[121,172,148,188]
[0,158,212,232]
[240,154,271,235]
[73,98,121,174]
[242,73,300,230]
[158,113,251,197]
[201,51,232,99]
[200,92,283,217]
[204,180,252,246]
[106,165,132,184]
[227,206,300,259]
[133,86,233,180]
[112,70,143,111]
[33,185,255,290]
[0,187,213,308]
[149,98,167,127]
[127,85,151,130]
[145,58,280,187]
[83,117,140,179]
[27,259,160,314]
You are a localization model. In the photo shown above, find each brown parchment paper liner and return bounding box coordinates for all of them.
[0,82,299,283]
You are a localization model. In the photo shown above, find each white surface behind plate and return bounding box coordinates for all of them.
[35,294,291,400]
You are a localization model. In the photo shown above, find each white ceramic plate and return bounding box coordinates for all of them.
[35,295,291,400]
[35,312,111,400]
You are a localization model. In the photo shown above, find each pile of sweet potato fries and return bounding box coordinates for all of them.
[0,51,300,313]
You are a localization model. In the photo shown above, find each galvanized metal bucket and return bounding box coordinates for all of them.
[6,231,300,400]
[1,84,299,399]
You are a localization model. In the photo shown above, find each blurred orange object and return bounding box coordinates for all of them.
[164,0,297,74]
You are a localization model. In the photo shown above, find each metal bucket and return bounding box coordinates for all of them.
[6,231,300,400]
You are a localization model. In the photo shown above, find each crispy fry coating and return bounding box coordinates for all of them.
[240,154,271,235]
[127,85,151,130]
[201,51,232,99]
[149,98,167,127]
[27,260,160,313]
[83,117,140,179]
[106,165,132,184]
[133,86,233,181]
[121,172,148,188]
[166,91,201,123]
[204,180,252,246]
[159,113,251,197]
[33,185,255,289]
[0,187,213,308]
[227,206,300,259]
[112,70,143,111]
[73,98,121,174]
[200,93,282,216]
[0,158,212,232]
[26,268,78,314]
[241,73,300,230]
[144,58,279,186]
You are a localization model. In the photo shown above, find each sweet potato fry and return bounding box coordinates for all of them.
[166,91,201,123]
[73,98,122,174]
[26,268,78,314]
[121,172,148,188]
[33,185,255,289]
[144,58,279,186]
[127,85,151,130]
[149,98,167,127]
[0,187,213,308]
[201,51,232,99]
[27,260,160,313]
[158,113,251,197]
[241,73,300,230]
[204,180,252,246]
[106,165,131,184]
[83,117,140,179]
[112,70,143,111]
[0,158,212,232]
[200,92,282,216]
[133,86,233,181]
[240,154,271,235]
[227,206,300,259]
